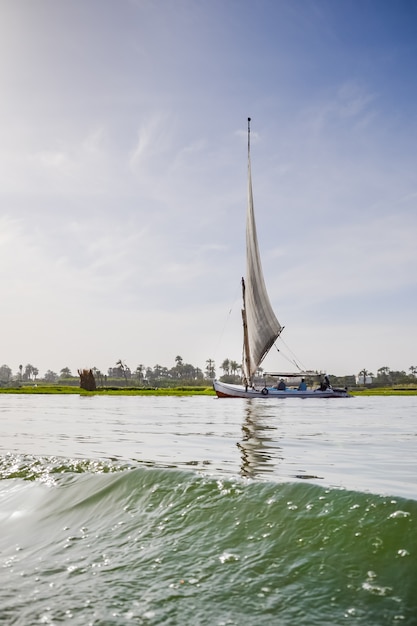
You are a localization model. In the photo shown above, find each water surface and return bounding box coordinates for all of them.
[0,395,416,625]
[1,394,415,498]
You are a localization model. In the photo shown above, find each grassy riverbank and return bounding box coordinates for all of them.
[350,387,417,396]
[1,385,417,396]
[0,385,215,396]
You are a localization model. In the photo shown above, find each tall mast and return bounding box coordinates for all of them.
[242,117,252,387]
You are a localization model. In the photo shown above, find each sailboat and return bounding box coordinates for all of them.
[213,119,349,399]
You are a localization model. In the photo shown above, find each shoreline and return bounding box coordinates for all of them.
[0,386,417,396]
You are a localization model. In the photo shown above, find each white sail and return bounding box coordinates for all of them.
[242,122,282,384]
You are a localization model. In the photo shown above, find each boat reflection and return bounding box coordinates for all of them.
[238,401,283,479]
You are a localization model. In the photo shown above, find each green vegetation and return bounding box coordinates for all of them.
[0,385,84,395]
[350,387,417,396]
[0,385,215,396]
[97,386,214,396]
[0,357,216,389]
[1,384,417,396]
[1,358,417,396]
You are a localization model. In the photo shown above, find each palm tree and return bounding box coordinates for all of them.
[205,359,215,379]
[44,370,58,383]
[116,359,128,385]
[409,366,417,377]
[221,359,230,375]
[358,369,373,385]
[174,355,184,378]
[135,364,144,383]
[93,368,103,386]
[377,366,390,377]
[0,365,12,381]
[24,364,35,381]
[153,364,162,379]
[230,361,239,375]
[377,366,391,384]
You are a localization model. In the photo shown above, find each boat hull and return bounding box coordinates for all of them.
[213,380,350,399]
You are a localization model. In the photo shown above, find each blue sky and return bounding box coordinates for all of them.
[1,0,416,377]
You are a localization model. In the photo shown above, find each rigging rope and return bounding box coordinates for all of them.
[273,336,308,372]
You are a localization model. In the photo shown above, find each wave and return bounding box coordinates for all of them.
[1,455,416,625]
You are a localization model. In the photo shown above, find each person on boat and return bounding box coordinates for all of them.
[298,378,307,391]
[318,374,331,391]
[277,379,286,390]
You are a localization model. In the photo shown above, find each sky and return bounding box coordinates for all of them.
[1,0,417,378]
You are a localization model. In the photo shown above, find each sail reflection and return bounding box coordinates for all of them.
[238,401,283,479]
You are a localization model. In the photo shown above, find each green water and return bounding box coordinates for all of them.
[0,396,416,624]
[1,464,416,625]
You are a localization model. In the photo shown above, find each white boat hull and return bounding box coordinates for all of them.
[213,380,350,399]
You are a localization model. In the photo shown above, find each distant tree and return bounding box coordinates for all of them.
[60,367,72,378]
[173,356,184,378]
[92,367,104,386]
[358,368,370,385]
[24,364,37,381]
[44,370,58,383]
[230,361,239,376]
[376,366,391,385]
[205,359,215,379]
[221,359,230,375]
[194,367,204,380]
[135,364,144,383]
[389,370,408,385]
[328,373,356,388]
[18,364,23,381]
[116,359,129,385]
[219,358,242,384]
[0,364,12,381]
[409,366,417,377]
[182,362,196,379]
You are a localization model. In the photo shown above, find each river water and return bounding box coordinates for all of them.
[0,394,416,625]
